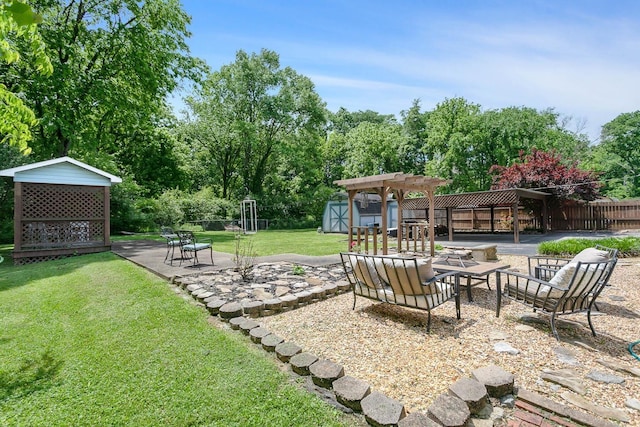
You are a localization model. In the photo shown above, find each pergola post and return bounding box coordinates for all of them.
[377,187,389,254]
[513,201,520,243]
[396,189,405,254]
[347,189,356,250]
[426,187,436,256]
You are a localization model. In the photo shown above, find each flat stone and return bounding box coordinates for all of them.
[560,391,630,423]
[238,319,260,334]
[597,358,640,377]
[249,326,271,343]
[514,324,535,332]
[275,341,302,362]
[241,300,263,317]
[553,346,581,366]
[293,290,313,303]
[263,298,283,311]
[336,280,352,292]
[186,284,202,292]
[323,282,338,295]
[279,294,298,307]
[309,286,326,299]
[586,370,625,384]
[306,277,324,286]
[398,412,440,427]
[228,317,246,330]
[309,359,345,389]
[219,302,243,319]
[448,378,488,415]
[608,295,626,301]
[541,369,586,394]
[332,375,371,411]
[195,290,215,300]
[261,334,284,352]
[203,294,220,303]
[361,391,406,427]
[471,365,514,398]
[428,394,470,427]
[275,286,290,297]
[290,352,319,376]
[205,299,227,315]
[625,398,640,411]
[493,342,519,355]
[252,289,274,301]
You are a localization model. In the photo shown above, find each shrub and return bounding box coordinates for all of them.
[538,236,640,257]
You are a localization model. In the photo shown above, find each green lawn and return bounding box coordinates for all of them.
[0,253,359,426]
[112,228,352,257]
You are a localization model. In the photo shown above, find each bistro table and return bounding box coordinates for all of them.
[432,254,510,302]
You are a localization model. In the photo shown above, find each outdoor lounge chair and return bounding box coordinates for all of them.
[340,252,460,332]
[176,230,213,267]
[496,246,618,340]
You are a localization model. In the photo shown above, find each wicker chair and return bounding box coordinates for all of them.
[496,247,618,340]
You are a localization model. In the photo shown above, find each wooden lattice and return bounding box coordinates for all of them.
[22,183,104,219]
[15,183,109,263]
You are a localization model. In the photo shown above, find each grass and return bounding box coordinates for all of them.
[0,253,358,427]
[112,229,351,257]
[538,236,640,257]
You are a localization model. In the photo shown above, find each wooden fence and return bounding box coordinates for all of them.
[405,200,640,233]
[550,200,640,231]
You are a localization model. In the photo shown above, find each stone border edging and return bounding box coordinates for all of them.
[173,275,622,427]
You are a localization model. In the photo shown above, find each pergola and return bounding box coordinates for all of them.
[334,172,449,256]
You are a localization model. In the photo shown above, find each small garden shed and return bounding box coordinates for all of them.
[322,192,398,233]
[0,156,122,264]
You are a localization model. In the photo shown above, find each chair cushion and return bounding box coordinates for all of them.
[572,247,610,263]
[381,284,453,309]
[540,261,604,299]
[383,258,441,296]
[183,243,211,251]
[350,256,383,289]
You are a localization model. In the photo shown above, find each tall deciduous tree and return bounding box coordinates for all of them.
[4,0,205,170]
[185,49,326,199]
[1,0,52,151]
[585,111,640,198]
[342,122,404,178]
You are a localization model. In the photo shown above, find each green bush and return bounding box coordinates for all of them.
[538,236,640,257]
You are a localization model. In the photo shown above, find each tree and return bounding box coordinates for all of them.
[584,111,640,198]
[1,0,52,151]
[490,149,600,201]
[184,49,326,199]
[399,99,430,175]
[342,122,404,178]
[4,0,205,173]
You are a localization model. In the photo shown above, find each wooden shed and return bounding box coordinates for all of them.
[0,157,122,264]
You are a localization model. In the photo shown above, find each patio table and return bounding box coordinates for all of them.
[432,254,510,302]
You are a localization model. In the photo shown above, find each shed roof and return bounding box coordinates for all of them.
[404,188,549,210]
[0,156,122,186]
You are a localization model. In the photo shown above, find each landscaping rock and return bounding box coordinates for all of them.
[289,352,318,376]
[205,299,226,315]
[228,316,245,330]
[397,412,440,427]
[263,298,283,312]
[332,375,371,411]
[249,326,271,343]
[309,359,344,389]
[471,365,514,398]
[241,300,263,317]
[361,391,406,427]
[428,394,470,427]
[586,370,625,384]
[275,341,302,362]
[261,334,284,352]
[238,318,260,334]
[493,341,520,355]
[219,302,243,319]
[560,391,630,423]
[540,369,586,395]
[448,377,488,415]
[553,346,581,366]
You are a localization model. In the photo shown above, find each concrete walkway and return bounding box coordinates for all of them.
[111,230,637,280]
[111,240,341,280]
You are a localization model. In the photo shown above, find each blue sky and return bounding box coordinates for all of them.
[178,0,640,142]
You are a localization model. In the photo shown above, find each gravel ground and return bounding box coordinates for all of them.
[260,255,640,424]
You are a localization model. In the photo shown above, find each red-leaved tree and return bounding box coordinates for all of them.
[490,149,600,201]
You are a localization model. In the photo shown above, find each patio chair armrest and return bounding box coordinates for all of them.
[497,269,568,292]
